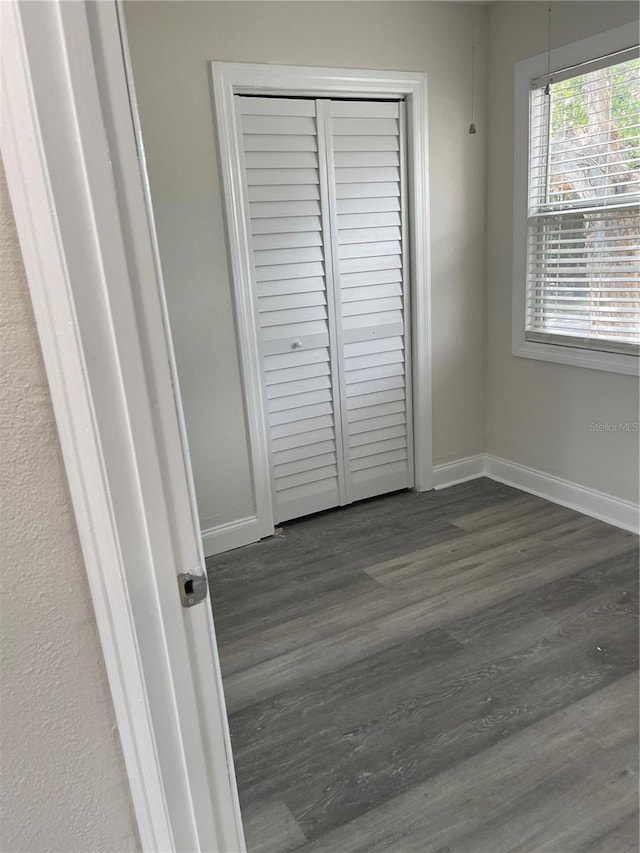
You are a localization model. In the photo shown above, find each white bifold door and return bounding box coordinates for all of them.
[236,95,414,523]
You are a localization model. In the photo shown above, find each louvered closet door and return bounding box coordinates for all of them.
[324,100,414,503]
[236,97,346,523]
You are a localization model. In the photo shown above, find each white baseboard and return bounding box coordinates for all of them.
[433,453,638,534]
[202,457,639,556]
[485,455,639,535]
[432,454,486,489]
[201,515,261,558]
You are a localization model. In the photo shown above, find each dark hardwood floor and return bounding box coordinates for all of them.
[206,479,639,853]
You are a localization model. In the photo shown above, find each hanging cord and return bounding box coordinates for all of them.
[469,1,477,134]
[544,4,552,95]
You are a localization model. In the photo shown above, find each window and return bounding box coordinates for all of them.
[514,25,640,374]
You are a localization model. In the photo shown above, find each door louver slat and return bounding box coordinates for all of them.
[273,439,336,466]
[350,424,407,446]
[348,399,406,422]
[270,415,334,440]
[272,427,335,452]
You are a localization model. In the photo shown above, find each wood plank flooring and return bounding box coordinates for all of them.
[206,479,639,853]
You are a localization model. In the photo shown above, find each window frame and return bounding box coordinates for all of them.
[513,21,640,376]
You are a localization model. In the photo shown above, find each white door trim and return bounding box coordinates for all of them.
[1,2,245,850]
[211,62,433,538]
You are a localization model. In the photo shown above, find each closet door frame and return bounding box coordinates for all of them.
[212,62,432,538]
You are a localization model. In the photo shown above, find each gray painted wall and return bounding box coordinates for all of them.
[486,1,640,504]
[0,157,138,852]
[124,0,489,532]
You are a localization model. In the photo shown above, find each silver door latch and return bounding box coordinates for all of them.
[178,572,208,607]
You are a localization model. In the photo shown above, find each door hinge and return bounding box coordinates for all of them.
[178,572,208,608]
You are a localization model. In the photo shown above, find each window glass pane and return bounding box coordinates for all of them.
[547,57,640,206]
[527,209,640,346]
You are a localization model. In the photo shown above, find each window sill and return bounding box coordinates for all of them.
[513,339,640,377]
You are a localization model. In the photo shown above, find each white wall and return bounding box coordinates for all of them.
[0,158,139,852]
[486,1,640,504]
[124,0,489,532]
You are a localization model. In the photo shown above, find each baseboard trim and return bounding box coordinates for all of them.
[432,454,486,489]
[432,453,638,534]
[485,455,639,535]
[202,457,639,556]
[201,515,261,558]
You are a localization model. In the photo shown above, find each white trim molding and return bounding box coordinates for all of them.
[513,338,640,377]
[211,61,433,538]
[512,22,640,377]
[432,454,486,489]
[485,455,640,535]
[202,516,261,558]
[432,453,639,535]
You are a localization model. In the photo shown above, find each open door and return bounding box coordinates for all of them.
[1,2,245,849]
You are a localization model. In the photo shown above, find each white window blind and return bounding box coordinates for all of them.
[526,47,640,355]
